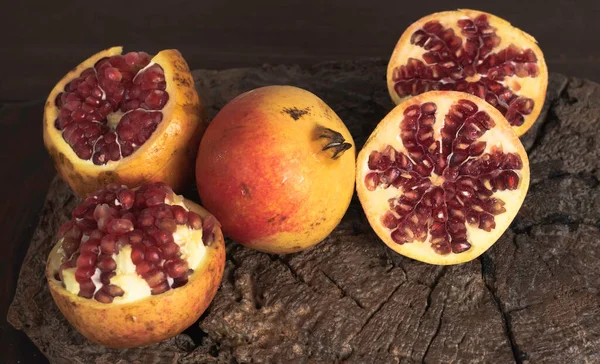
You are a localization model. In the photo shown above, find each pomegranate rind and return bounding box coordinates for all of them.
[46,199,225,348]
[196,85,356,254]
[356,91,530,265]
[386,9,548,136]
[43,46,206,197]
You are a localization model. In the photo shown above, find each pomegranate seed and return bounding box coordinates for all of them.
[171,205,188,224]
[364,172,381,191]
[144,268,167,287]
[80,239,100,254]
[125,52,140,66]
[76,252,98,268]
[479,213,496,231]
[117,190,135,210]
[150,229,173,245]
[165,259,188,279]
[104,132,117,144]
[97,216,113,232]
[97,254,117,272]
[135,261,154,276]
[160,242,180,260]
[63,100,82,112]
[100,234,117,254]
[122,100,142,111]
[58,221,75,239]
[128,229,144,244]
[151,281,170,295]
[105,284,125,297]
[138,213,155,228]
[94,289,113,303]
[117,124,135,141]
[143,90,168,109]
[121,212,136,225]
[381,212,399,229]
[94,204,111,221]
[104,67,122,82]
[186,212,202,230]
[202,215,217,245]
[78,279,96,298]
[145,191,166,207]
[142,234,157,247]
[75,266,96,283]
[131,243,145,264]
[73,140,93,159]
[466,212,480,226]
[145,246,162,263]
[107,219,134,235]
[156,218,177,233]
[171,275,189,289]
[100,272,115,285]
[120,141,134,157]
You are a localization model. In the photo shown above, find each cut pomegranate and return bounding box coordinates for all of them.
[44,46,206,197]
[387,9,548,136]
[356,91,529,265]
[46,182,226,348]
[49,182,220,303]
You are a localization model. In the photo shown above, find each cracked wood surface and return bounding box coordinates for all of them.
[7,61,600,363]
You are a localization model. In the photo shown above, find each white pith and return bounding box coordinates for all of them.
[357,91,529,265]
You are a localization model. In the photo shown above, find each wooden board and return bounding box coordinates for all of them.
[8,60,600,363]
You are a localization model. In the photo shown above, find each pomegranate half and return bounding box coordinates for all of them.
[44,46,206,197]
[356,91,529,265]
[387,9,548,136]
[196,86,355,254]
[46,182,225,348]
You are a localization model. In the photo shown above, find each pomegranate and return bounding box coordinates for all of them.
[387,9,548,136]
[356,91,529,265]
[44,46,206,197]
[46,182,225,348]
[196,86,355,254]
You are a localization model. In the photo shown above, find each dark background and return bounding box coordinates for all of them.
[1,1,598,362]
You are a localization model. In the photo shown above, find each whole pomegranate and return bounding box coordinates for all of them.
[387,9,548,136]
[356,91,529,265]
[196,86,355,254]
[46,182,225,348]
[44,46,206,197]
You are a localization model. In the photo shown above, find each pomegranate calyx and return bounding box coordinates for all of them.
[316,126,353,159]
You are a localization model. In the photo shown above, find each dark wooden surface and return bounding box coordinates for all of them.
[1,1,599,363]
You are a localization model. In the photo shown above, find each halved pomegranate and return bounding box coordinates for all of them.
[387,9,548,136]
[44,46,206,197]
[356,91,529,265]
[46,182,225,348]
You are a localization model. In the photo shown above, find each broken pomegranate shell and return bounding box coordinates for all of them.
[356,91,529,265]
[387,9,548,136]
[46,182,225,348]
[43,46,206,197]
